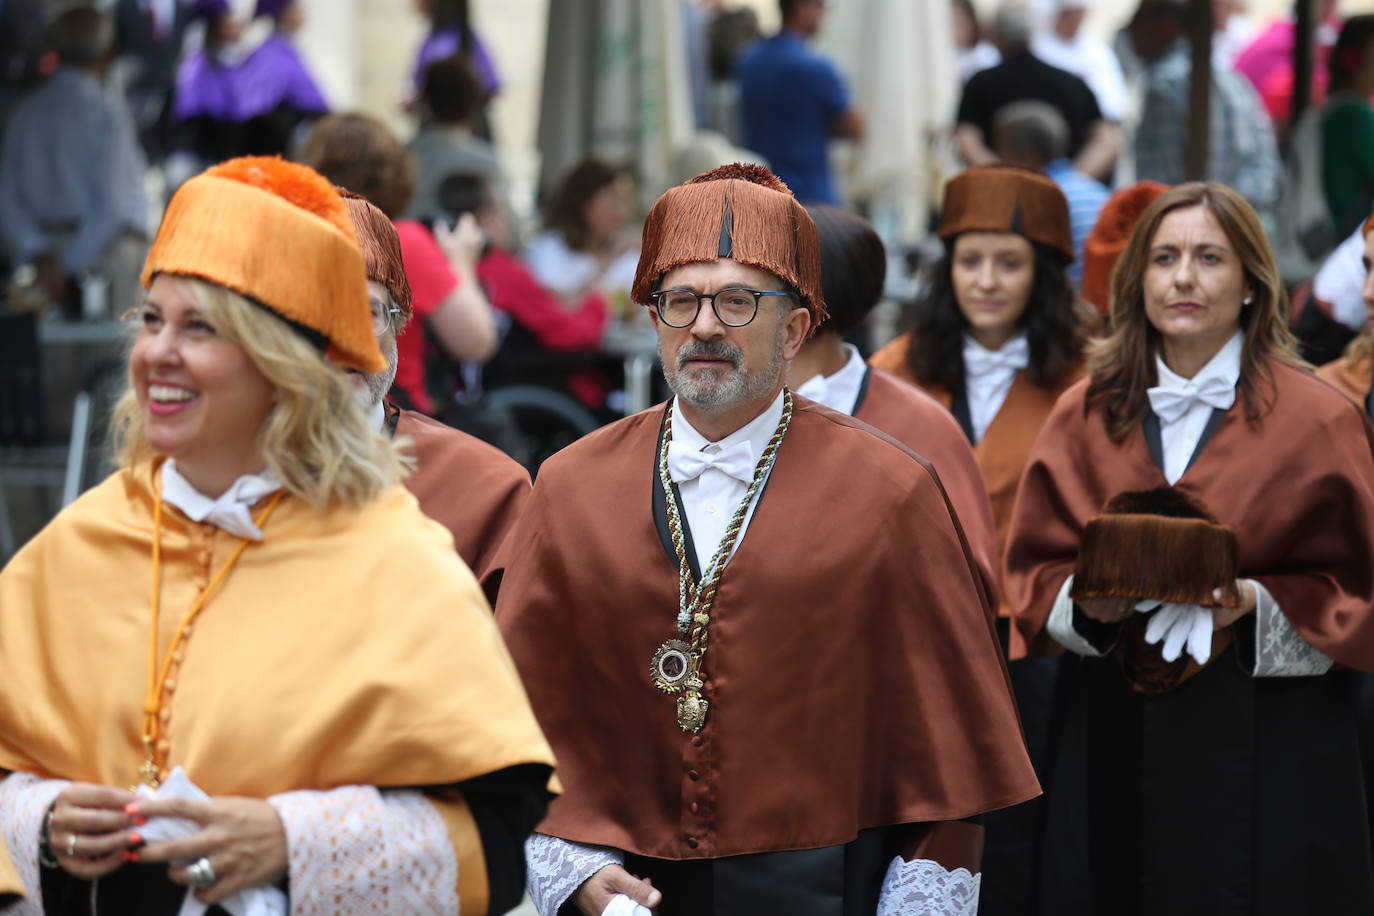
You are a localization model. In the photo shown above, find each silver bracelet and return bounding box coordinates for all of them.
[38,802,60,869]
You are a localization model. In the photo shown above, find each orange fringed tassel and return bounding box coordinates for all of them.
[1070,487,1241,608]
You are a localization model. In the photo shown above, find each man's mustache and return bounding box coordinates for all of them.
[676,340,742,369]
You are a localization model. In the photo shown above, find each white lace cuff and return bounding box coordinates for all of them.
[525,832,624,916]
[1250,579,1335,678]
[1046,575,1112,657]
[267,785,458,916]
[876,855,981,916]
[0,771,67,916]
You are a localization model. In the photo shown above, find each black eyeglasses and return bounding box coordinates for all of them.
[647,287,795,328]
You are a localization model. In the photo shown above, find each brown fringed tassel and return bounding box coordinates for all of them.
[1070,487,1241,608]
[630,167,827,331]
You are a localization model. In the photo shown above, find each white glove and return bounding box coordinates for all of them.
[602,893,654,916]
[1136,600,1214,665]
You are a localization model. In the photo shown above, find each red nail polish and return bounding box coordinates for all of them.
[129,832,142,846]
[134,816,147,826]
[124,803,139,816]
[123,850,140,863]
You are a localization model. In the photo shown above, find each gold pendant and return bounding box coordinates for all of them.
[651,639,693,693]
[677,677,709,733]
[139,737,162,787]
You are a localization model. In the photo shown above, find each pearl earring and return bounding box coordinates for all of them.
[1243,295,1253,306]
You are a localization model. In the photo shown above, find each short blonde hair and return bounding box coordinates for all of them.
[112,277,408,510]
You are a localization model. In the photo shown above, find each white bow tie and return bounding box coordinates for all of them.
[963,336,1030,378]
[666,440,756,484]
[1147,375,1236,425]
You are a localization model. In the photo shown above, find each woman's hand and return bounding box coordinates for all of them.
[572,864,662,915]
[48,783,139,879]
[134,796,287,905]
[1212,580,1258,629]
[1076,596,1137,623]
[434,212,486,272]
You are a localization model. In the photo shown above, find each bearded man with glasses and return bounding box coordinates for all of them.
[492,164,1038,916]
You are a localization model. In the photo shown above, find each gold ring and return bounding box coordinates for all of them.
[65,833,77,857]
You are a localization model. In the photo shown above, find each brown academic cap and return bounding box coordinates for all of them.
[1082,181,1170,314]
[1070,487,1240,695]
[939,165,1075,264]
[631,163,826,330]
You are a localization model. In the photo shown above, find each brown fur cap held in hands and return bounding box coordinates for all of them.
[141,156,384,373]
[1081,180,1170,314]
[631,163,827,330]
[939,165,1075,265]
[1072,487,1241,695]
[1071,487,1241,607]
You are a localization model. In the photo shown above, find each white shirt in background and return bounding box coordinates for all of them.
[794,343,869,415]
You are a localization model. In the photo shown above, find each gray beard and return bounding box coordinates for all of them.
[659,322,785,411]
[357,332,400,411]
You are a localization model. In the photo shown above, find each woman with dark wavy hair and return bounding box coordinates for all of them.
[870,165,1094,651]
[1005,182,1374,913]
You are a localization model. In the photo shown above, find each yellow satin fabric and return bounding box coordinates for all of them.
[0,833,22,901]
[0,462,555,799]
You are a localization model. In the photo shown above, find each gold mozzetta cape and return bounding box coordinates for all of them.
[0,835,21,903]
[0,461,554,799]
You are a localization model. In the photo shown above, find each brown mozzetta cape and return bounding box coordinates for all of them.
[493,396,1040,861]
[389,403,530,587]
[1004,361,1374,666]
[853,367,999,595]
[1317,357,1374,413]
[870,334,1080,653]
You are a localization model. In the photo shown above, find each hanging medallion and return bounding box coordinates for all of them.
[677,677,709,733]
[651,639,693,693]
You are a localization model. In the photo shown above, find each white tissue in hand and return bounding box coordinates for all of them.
[602,893,654,916]
[135,767,287,916]
[1137,600,1214,665]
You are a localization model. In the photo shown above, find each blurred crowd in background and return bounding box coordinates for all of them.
[2,0,1374,509]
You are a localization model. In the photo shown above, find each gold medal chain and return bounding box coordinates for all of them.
[656,389,793,677]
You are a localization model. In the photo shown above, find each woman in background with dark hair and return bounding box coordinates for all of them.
[525,159,640,315]
[870,165,1094,916]
[870,166,1093,649]
[1322,15,1374,237]
[788,204,998,596]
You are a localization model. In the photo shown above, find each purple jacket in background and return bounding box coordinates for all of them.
[171,33,327,123]
[412,27,501,98]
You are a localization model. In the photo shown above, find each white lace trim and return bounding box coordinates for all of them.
[524,833,623,916]
[876,856,981,916]
[267,786,458,916]
[0,772,67,916]
[1250,579,1335,677]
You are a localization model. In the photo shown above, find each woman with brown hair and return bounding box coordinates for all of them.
[1004,182,1374,914]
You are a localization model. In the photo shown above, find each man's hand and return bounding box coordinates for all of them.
[1076,596,1136,623]
[572,864,662,915]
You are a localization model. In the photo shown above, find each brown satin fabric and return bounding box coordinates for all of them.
[389,404,531,587]
[869,334,1079,657]
[493,398,1039,861]
[905,820,985,873]
[1316,358,1374,414]
[1004,360,1374,670]
[854,368,999,599]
